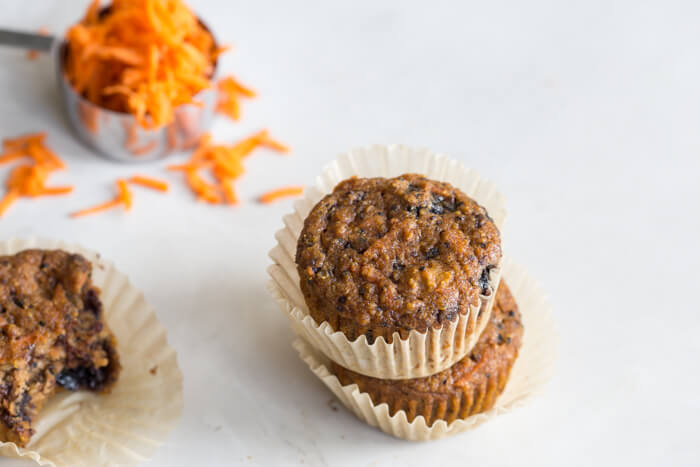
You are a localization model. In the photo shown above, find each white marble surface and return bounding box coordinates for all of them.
[1,1,699,466]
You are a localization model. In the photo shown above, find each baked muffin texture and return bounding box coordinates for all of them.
[331,280,522,426]
[296,174,501,343]
[0,249,120,447]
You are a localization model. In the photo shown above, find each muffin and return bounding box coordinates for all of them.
[296,174,502,344]
[0,250,120,447]
[330,280,522,426]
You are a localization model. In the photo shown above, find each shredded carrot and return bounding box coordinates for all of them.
[117,179,133,210]
[71,199,122,218]
[216,75,256,121]
[26,27,49,60]
[257,132,291,154]
[0,132,72,217]
[0,190,18,216]
[41,186,74,196]
[64,0,232,129]
[130,175,169,192]
[71,177,138,218]
[0,151,27,165]
[259,186,304,204]
[168,129,288,205]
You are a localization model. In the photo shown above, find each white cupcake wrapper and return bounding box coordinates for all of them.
[268,144,506,379]
[293,256,557,441]
[0,238,183,467]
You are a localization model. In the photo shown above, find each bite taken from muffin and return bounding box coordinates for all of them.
[0,249,120,447]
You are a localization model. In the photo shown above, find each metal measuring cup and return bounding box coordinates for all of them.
[0,25,218,163]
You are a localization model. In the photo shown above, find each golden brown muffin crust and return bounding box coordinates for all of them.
[0,249,120,447]
[296,174,502,343]
[331,281,522,426]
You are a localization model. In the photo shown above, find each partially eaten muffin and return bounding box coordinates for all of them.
[0,249,120,447]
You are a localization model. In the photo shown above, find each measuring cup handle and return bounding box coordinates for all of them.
[0,29,55,53]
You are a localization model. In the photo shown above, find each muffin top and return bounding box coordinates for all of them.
[296,174,501,343]
[331,280,523,423]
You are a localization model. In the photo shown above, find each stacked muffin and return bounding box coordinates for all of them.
[292,174,523,434]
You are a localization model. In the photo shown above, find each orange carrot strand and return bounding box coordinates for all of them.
[0,190,19,217]
[130,175,169,192]
[117,180,133,210]
[71,199,122,218]
[259,186,304,204]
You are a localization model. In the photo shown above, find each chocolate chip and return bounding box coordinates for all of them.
[337,296,347,304]
[56,365,109,391]
[429,203,443,215]
[11,295,24,309]
[426,246,439,259]
[478,265,494,295]
[84,288,102,317]
[508,310,515,317]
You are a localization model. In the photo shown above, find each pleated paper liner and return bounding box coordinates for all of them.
[0,238,183,467]
[293,256,557,441]
[268,144,507,379]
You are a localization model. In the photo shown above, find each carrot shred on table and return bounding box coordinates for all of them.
[130,175,169,192]
[0,189,18,216]
[64,0,230,129]
[71,199,122,218]
[216,75,256,121]
[259,186,304,204]
[0,132,72,217]
[41,186,74,196]
[169,129,289,205]
[117,179,133,210]
[0,151,27,165]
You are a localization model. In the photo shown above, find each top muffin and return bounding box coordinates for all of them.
[296,174,501,344]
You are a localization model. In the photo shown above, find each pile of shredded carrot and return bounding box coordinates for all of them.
[0,133,72,217]
[72,175,169,217]
[168,129,290,204]
[64,0,229,129]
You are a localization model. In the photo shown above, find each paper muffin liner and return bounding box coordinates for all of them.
[268,144,507,379]
[0,238,183,467]
[293,256,557,441]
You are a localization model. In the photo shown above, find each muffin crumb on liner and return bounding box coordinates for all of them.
[293,256,557,441]
[268,145,506,379]
[0,238,183,467]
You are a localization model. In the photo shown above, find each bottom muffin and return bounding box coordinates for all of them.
[331,281,523,426]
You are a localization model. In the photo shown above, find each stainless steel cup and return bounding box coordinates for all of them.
[0,27,218,163]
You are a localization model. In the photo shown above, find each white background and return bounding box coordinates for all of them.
[2,1,699,466]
